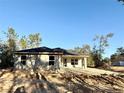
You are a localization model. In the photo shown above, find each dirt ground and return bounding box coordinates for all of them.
[0,68,124,93]
[62,67,122,75]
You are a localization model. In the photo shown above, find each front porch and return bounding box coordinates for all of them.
[60,55,88,69]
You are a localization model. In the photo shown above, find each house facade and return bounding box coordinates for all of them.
[14,47,89,70]
[112,61,124,66]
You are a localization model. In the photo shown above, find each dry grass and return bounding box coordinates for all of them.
[111,66,124,73]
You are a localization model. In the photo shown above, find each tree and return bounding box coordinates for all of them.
[92,33,114,67]
[28,33,42,48]
[110,47,124,63]
[68,44,91,55]
[19,33,42,49]
[0,27,18,68]
[20,36,28,49]
[116,47,124,55]
[80,44,91,55]
[0,42,14,68]
[35,33,41,47]
[6,27,18,51]
[111,53,118,62]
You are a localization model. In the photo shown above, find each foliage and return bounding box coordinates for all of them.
[0,27,42,69]
[92,33,113,67]
[87,53,95,67]
[19,36,28,49]
[68,44,91,55]
[28,33,42,48]
[5,27,18,51]
[0,43,14,68]
[80,44,91,55]
[19,33,42,49]
[91,49,102,67]
[116,47,124,55]
[102,57,110,63]
[0,27,18,68]
[93,33,113,55]
[111,47,124,63]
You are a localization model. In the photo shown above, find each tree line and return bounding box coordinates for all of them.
[111,47,124,62]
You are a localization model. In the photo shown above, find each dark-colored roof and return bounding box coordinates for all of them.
[16,47,53,52]
[53,48,76,55]
[15,46,76,55]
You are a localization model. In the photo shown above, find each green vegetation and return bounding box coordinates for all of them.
[20,36,28,49]
[111,47,124,63]
[92,33,113,67]
[20,33,42,49]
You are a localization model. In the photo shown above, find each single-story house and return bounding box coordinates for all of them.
[14,47,89,70]
[112,61,124,66]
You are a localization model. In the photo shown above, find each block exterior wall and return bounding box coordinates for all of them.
[15,54,62,70]
[15,54,87,69]
[61,57,87,68]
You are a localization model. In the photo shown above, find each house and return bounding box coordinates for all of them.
[112,61,124,66]
[14,47,89,70]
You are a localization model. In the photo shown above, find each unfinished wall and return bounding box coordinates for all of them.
[15,54,62,70]
[61,57,88,69]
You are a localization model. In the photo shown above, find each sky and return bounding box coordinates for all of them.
[0,0,124,57]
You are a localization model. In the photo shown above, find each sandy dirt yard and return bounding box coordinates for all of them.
[111,66,124,73]
[0,68,124,93]
[62,67,120,75]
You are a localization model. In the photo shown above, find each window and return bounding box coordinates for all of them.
[49,56,55,65]
[71,59,78,65]
[21,55,26,65]
[49,56,54,60]
[64,59,67,67]
[75,59,78,65]
[21,56,26,59]
[71,59,75,65]
[64,59,67,62]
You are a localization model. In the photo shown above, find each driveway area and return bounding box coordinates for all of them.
[61,67,124,75]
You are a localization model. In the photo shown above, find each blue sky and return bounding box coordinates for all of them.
[0,0,124,57]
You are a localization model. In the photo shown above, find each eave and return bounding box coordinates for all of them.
[14,52,63,55]
[62,55,89,58]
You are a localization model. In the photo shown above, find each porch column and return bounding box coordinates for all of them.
[59,55,63,69]
[84,57,87,69]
